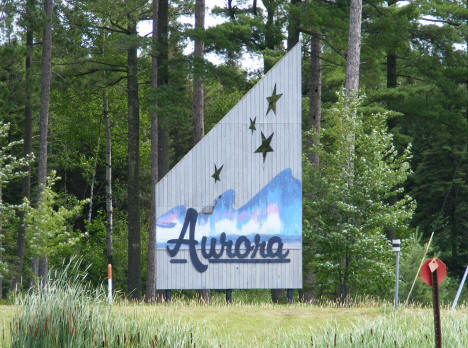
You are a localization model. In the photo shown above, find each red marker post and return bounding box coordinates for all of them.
[108,264,113,304]
[420,258,446,348]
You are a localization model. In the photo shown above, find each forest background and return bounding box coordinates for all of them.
[0,0,467,304]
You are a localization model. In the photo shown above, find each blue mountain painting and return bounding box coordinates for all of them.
[156,168,302,248]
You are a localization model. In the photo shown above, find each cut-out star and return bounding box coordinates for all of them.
[249,117,256,133]
[254,132,274,162]
[211,164,223,182]
[266,84,283,116]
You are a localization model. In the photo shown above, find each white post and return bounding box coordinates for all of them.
[392,239,401,308]
[108,263,112,304]
[451,265,468,310]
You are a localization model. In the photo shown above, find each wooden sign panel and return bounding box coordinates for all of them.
[155,43,302,290]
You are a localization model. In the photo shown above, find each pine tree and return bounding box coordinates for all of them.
[304,92,415,300]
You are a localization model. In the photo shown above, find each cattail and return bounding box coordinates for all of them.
[394,340,397,347]
[45,316,48,333]
[155,334,158,343]
[334,333,336,347]
[350,334,352,344]
[124,333,126,344]
[382,335,385,343]
[92,328,95,342]
[34,326,38,338]
[117,334,120,346]
[138,332,140,344]
[370,328,373,336]
[152,339,155,348]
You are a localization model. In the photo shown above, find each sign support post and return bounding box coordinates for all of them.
[431,263,442,348]
[226,289,232,304]
[392,239,400,308]
[451,265,468,310]
[420,258,446,348]
[287,289,293,304]
[164,290,171,302]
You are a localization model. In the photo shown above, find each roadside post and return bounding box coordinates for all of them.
[108,263,112,304]
[451,265,468,310]
[226,289,232,304]
[392,239,401,308]
[420,258,446,348]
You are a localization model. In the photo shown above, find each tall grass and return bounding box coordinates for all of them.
[275,309,468,347]
[4,261,467,347]
[7,261,204,348]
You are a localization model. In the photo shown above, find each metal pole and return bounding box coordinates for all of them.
[287,289,293,304]
[107,264,112,304]
[395,250,400,308]
[431,268,442,348]
[226,289,232,304]
[451,265,468,310]
[165,290,171,302]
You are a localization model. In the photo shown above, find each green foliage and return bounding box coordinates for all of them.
[0,122,33,280]
[304,92,415,299]
[24,172,88,259]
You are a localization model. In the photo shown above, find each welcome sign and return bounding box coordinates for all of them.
[155,43,302,290]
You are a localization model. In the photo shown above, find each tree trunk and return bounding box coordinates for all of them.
[127,20,141,300]
[344,0,362,95]
[300,33,322,303]
[157,0,169,179]
[386,53,397,88]
[342,0,362,300]
[37,0,54,287]
[308,32,321,166]
[104,91,113,266]
[193,0,210,302]
[192,0,205,145]
[12,1,34,292]
[286,0,301,50]
[263,1,276,73]
[88,135,101,224]
[0,185,3,298]
[146,0,159,302]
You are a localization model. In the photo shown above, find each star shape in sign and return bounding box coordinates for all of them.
[255,132,274,162]
[211,164,223,183]
[249,117,256,133]
[266,84,283,116]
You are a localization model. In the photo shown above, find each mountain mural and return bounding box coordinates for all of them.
[156,168,301,248]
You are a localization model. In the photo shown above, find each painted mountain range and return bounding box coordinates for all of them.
[156,168,301,248]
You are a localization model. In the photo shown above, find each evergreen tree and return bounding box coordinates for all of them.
[304,92,415,300]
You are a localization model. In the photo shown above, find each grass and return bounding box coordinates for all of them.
[111,301,384,347]
[3,300,468,347]
[1,262,467,347]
